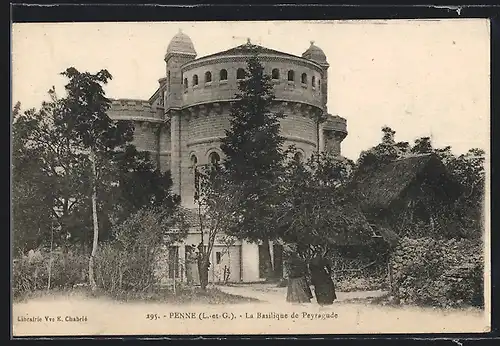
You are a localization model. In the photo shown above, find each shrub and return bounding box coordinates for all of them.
[336,276,386,292]
[13,209,188,298]
[13,248,88,298]
[328,253,388,292]
[391,236,484,308]
[93,208,187,294]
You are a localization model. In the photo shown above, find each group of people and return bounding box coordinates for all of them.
[285,251,337,306]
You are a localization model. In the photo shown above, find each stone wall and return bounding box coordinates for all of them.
[181,56,325,109]
[166,54,196,111]
[176,101,321,206]
[108,49,347,208]
[170,111,182,197]
[158,125,172,173]
[108,99,165,169]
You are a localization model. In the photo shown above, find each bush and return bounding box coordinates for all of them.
[93,242,170,294]
[336,276,386,292]
[12,228,166,299]
[93,209,187,294]
[13,209,188,299]
[391,237,484,308]
[329,253,388,292]
[13,248,88,298]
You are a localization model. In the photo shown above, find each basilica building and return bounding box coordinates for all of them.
[107,30,348,284]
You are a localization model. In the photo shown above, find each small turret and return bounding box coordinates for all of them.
[164,29,197,112]
[302,41,329,111]
[165,29,197,61]
[302,41,327,65]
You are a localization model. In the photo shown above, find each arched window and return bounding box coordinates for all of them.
[272,68,280,80]
[184,78,188,89]
[293,152,304,162]
[209,152,220,165]
[205,71,212,83]
[311,76,316,88]
[219,69,228,81]
[237,68,246,80]
[190,154,198,167]
[318,79,321,90]
[301,73,307,84]
[287,70,295,82]
[193,74,199,86]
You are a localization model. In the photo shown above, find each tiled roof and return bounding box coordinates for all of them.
[197,43,303,61]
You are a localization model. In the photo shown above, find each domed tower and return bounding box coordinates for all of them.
[302,41,347,156]
[302,41,329,110]
[165,30,197,196]
[165,29,197,111]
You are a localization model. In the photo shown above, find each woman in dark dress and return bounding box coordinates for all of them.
[285,252,313,304]
[186,246,200,285]
[309,254,337,305]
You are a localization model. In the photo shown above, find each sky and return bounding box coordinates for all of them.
[11,20,490,160]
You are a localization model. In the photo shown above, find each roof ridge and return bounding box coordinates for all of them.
[195,42,303,61]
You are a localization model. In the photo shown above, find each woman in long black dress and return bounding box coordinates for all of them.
[309,254,336,305]
[285,252,313,304]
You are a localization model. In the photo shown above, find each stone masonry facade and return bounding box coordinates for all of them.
[107,31,348,209]
[106,31,349,283]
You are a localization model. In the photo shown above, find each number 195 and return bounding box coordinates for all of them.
[146,314,159,320]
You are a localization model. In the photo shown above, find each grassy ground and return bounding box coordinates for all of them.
[13,285,259,305]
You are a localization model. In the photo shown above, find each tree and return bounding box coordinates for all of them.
[12,103,55,255]
[353,126,486,239]
[193,163,241,290]
[13,69,185,294]
[410,136,433,155]
[12,97,93,254]
[354,126,410,177]
[101,144,181,227]
[436,148,485,238]
[58,67,134,291]
[276,148,371,260]
[220,49,286,280]
[405,135,485,238]
[12,93,178,256]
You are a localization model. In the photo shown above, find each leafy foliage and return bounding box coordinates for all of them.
[193,163,242,289]
[12,96,93,253]
[391,237,484,308]
[58,68,134,152]
[353,126,485,239]
[354,126,410,177]
[12,249,88,298]
[101,145,181,226]
[219,50,288,279]
[94,209,187,293]
[12,69,181,256]
[220,50,286,245]
[276,148,372,259]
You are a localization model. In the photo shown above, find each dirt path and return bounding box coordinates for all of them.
[217,283,387,304]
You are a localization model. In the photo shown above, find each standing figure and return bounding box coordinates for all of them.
[309,254,337,305]
[186,246,200,285]
[197,242,210,287]
[285,252,313,304]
